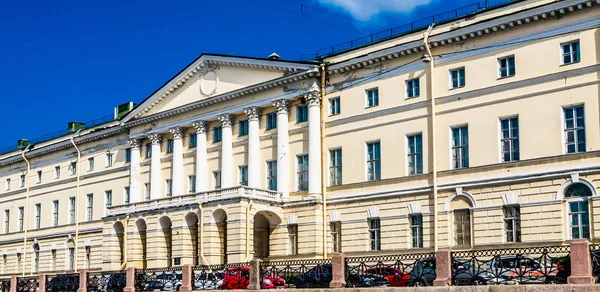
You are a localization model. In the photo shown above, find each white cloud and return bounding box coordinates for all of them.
[316,0,432,21]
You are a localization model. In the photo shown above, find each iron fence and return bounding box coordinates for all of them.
[451,246,570,285]
[16,277,38,292]
[135,266,183,292]
[260,258,332,288]
[0,278,9,292]
[345,252,436,287]
[590,244,600,282]
[87,271,126,292]
[192,262,249,290]
[47,273,80,292]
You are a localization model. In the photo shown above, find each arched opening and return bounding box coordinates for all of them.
[159,216,173,267]
[185,213,199,266]
[66,239,75,271]
[32,243,40,273]
[136,219,148,269]
[450,195,473,247]
[565,182,593,239]
[113,222,125,264]
[214,209,227,264]
[253,211,281,259]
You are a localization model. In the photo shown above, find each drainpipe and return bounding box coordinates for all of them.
[69,130,82,271]
[198,204,209,265]
[423,24,438,251]
[319,64,328,259]
[20,145,31,276]
[245,200,254,261]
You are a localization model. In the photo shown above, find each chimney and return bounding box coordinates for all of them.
[17,139,30,150]
[67,122,85,134]
[268,52,281,60]
[114,101,135,120]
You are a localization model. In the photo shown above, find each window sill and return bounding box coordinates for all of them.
[365,105,379,109]
[560,60,580,67]
[449,86,465,91]
[405,96,420,100]
[497,75,515,80]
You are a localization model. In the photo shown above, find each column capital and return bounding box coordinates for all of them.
[272,99,290,114]
[192,121,209,134]
[147,133,162,145]
[169,127,184,139]
[304,92,322,107]
[128,139,141,149]
[244,107,262,121]
[218,114,233,128]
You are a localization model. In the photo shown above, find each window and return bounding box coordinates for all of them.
[564,105,586,153]
[55,166,60,179]
[329,97,340,116]
[189,134,197,148]
[288,224,298,255]
[454,209,471,246]
[86,194,93,221]
[500,117,519,162]
[145,183,151,200]
[498,56,515,78]
[266,112,277,130]
[69,197,76,224]
[562,40,580,65]
[37,171,42,184]
[366,88,379,107]
[296,105,308,123]
[213,171,221,189]
[366,142,381,181]
[3,210,8,234]
[4,178,9,191]
[51,250,56,271]
[450,68,465,88]
[188,176,196,193]
[267,161,277,191]
[239,166,248,186]
[451,126,469,169]
[145,143,152,158]
[125,148,131,163]
[410,214,423,248]
[34,203,41,229]
[105,190,112,212]
[213,127,222,143]
[331,221,341,252]
[106,153,114,167]
[165,180,172,196]
[565,183,592,239]
[53,200,59,226]
[88,158,94,171]
[20,175,25,187]
[297,155,309,191]
[369,218,381,251]
[85,246,91,270]
[406,78,420,98]
[503,205,521,243]
[407,134,423,175]
[68,248,75,270]
[239,120,249,136]
[124,187,130,204]
[329,149,342,186]
[166,139,174,154]
[18,207,23,232]
[70,162,77,175]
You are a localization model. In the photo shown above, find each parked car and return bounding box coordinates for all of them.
[364,266,410,287]
[409,259,436,286]
[143,273,182,291]
[452,259,496,285]
[221,266,286,289]
[556,251,600,284]
[487,256,558,284]
[294,264,388,288]
[193,273,223,290]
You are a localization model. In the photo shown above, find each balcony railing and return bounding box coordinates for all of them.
[107,186,282,216]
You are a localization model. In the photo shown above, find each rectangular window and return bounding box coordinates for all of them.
[51,250,56,271]
[145,143,152,158]
[20,175,24,187]
[68,248,75,271]
[329,97,340,116]
[165,180,172,196]
[125,148,132,163]
[564,105,586,153]
[562,40,580,65]
[329,149,342,186]
[124,187,130,204]
[366,88,379,107]
[214,171,221,189]
[53,200,59,226]
[18,207,23,232]
[266,112,277,130]
[369,218,381,251]
[145,183,151,201]
[331,221,341,253]
[69,197,76,224]
[70,162,77,175]
[407,134,423,175]
[454,209,471,246]
[55,166,61,179]
[406,78,420,98]
[239,120,249,136]
[498,56,515,78]
[37,171,42,184]
[500,117,520,162]
[188,175,196,193]
[166,139,174,153]
[296,105,308,123]
[297,155,309,191]
[267,161,277,191]
[450,68,466,88]
[410,214,423,248]
[105,190,112,211]
[106,153,114,167]
[4,179,9,191]
[503,205,521,243]
[451,126,469,169]
[239,165,248,186]
[189,133,197,148]
[88,158,94,171]
[4,210,8,234]
[288,224,298,255]
[34,203,41,229]
[569,200,590,239]
[366,142,381,181]
[86,194,93,222]
[213,127,222,143]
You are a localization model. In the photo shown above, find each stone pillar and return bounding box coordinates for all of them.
[306,92,322,197]
[39,274,47,292]
[179,264,193,292]
[568,240,594,284]
[9,275,16,292]
[76,270,87,292]
[192,121,208,193]
[128,139,142,203]
[248,258,262,290]
[148,133,162,200]
[244,107,261,188]
[123,267,136,292]
[219,114,233,188]
[170,127,184,196]
[433,249,452,286]
[330,253,346,288]
[273,100,290,198]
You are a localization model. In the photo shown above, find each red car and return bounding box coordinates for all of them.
[221,267,286,289]
[364,266,410,287]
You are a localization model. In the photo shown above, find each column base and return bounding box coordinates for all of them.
[329,280,346,288]
[123,288,136,292]
[433,278,451,286]
[568,276,595,284]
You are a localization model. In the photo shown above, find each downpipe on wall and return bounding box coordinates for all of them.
[69,130,82,271]
[20,145,31,276]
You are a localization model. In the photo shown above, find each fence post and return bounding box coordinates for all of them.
[123,267,136,292]
[248,258,262,290]
[568,239,594,284]
[39,274,47,292]
[433,249,452,286]
[9,275,16,292]
[180,264,193,292]
[76,270,87,292]
[330,253,346,288]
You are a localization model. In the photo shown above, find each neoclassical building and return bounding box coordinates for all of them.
[0,0,599,275]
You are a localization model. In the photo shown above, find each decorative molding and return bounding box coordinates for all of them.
[128,138,141,149]
[501,193,519,205]
[147,133,162,145]
[407,202,421,214]
[169,127,183,139]
[218,114,233,128]
[304,91,322,107]
[199,63,220,97]
[571,173,580,183]
[244,107,262,121]
[366,207,379,218]
[192,121,209,134]
[444,191,477,211]
[287,215,297,225]
[556,178,598,200]
[273,99,290,114]
[329,211,341,222]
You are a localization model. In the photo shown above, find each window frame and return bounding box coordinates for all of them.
[329,97,340,116]
[561,40,580,65]
[498,55,516,78]
[55,166,61,179]
[188,175,196,193]
[449,67,466,89]
[34,203,41,229]
[166,138,174,154]
[213,171,221,189]
[86,194,93,222]
[18,207,24,232]
[331,221,342,253]
[266,160,277,191]
[165,179,172,197]
[451,126,469,169]
[410,214,423,248]
[365,88,379,108]
[567,197,590,240]
[124,187,130,204]
[106,152,114,167]
[406,78,420,98]
[239,119,249,136]
[563,105,586,154]
[88,157,94,171]
[368,218,381,251]
[213,127,222,143]
[52,200,59,226]
[125,148,132,163]
[407,133,423,175]
[500,116,520,162]
[145,143,152,158]
[3,210,9,234]
[366,141,381,181]
[297,154,309,191]
[329,148,342,186]
[239,165,248,186]
[266,112,277,130]
[503,205,521,243]
[296,105,308,123]
[189,133,197,148]
[453,209,471,247]
[288,224,299,255]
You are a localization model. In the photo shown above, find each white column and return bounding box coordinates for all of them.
[148,133,162,200]
[170,127,184,196]
[273,100,290,198]
[128,139,142,203]
[306,92,322,197]
[244,107,261,188]
[218,114,233,188]
[193,121,208,193]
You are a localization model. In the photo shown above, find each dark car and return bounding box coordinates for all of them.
[556,251,600,283]
[143,273,182,291]
[294,264,388,288]
[487,256,558,285]
[452,259,496,285]
[47,274,80,292]
[409,259,436,286]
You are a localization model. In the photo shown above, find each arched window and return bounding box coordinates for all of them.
[32,244,40,273]
[565,183,593,239]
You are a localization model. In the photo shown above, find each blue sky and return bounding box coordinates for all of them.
[0,0,477,148]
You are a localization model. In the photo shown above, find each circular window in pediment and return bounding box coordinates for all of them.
[200,70,219,97]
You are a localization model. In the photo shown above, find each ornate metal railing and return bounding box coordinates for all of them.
[261,258,332,288]
[16,277,38,292]
[47,273,80,292]
[135,266,183,292]
[451,246,570,285]
[193,262,249,290]
[0,278,10,292]
[345,252,436,287]
[590,244,600,282]
[87,271,127,292]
